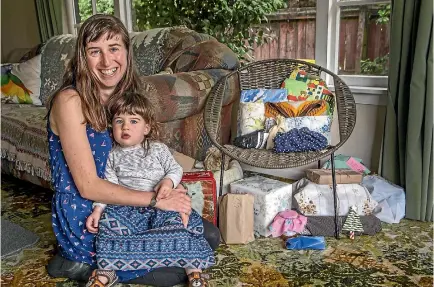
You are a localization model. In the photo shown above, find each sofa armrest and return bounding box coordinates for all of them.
[141,69,240,123]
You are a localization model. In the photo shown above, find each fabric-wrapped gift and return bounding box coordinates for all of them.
[273,128,329,153]
[229,175,293,237]
[265,115,332,149]
[240,88,288,103]
[322,154,371,175]
[233,129,269,149]
[306,169,363,185]
[239,102,265,136]
[292,178,378,216]
[264,100,330,118]
[281,69,335,115]
[181,171,217,225]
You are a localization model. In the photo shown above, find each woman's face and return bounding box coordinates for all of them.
[85,33,128,95]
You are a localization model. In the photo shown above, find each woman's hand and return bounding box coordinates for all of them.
[155,189,192,214]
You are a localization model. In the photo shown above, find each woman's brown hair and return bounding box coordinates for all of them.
[108,92,160,144]
[48,14,141,131]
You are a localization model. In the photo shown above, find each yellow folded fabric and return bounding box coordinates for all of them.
[265,100,328,118]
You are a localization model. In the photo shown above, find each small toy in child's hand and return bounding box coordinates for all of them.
[233,130,269,149]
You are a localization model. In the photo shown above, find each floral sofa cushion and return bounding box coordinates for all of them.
[39,35,76,106]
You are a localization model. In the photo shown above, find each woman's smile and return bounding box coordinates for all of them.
[100,67,118,76]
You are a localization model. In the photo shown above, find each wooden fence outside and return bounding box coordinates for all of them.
[253,9,390,74]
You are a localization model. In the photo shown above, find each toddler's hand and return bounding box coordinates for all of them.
[155,178,174,200]
[86,207,103,234]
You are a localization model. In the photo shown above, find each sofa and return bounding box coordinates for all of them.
[1,26,240,187]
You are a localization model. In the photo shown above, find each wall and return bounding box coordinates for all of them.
[1,0,41,63]
[241,94,387,180]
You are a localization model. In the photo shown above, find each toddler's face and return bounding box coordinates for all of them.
[112,113,150,148]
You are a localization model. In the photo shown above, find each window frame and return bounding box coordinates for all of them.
[65,0,133,34]
[316,0,390,91]
[65,0,389,94]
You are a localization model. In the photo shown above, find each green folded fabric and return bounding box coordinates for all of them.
[322,154,371,175]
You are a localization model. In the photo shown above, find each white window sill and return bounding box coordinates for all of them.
[329,85,388,106]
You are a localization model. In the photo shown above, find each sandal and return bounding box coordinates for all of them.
[188,272,209,287]
[85,269,119,287]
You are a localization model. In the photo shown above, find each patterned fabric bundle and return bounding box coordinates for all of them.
[238,102,265,136]
[268,210,307,238]
[281,69,335,115]
[273,128,328,153]
[97,206,215,272]
[264,100,329,118]
[233,129,269,149]
[240,89,288,103]
[236,69,334,152]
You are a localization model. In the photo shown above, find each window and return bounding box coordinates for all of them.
[65,0,389,90]
[322,0,391,89]
[252,0,317,62]
[249,0,389,89]
[65,0,132,34]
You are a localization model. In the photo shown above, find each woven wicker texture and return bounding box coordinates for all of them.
[204,59,356,169]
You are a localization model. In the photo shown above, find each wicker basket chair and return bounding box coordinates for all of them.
[204,59,357,238]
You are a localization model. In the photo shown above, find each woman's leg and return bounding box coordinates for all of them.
[47,193,96,282]
[202,218,221,250]
[46,253,93,282]
[126,218,220,286]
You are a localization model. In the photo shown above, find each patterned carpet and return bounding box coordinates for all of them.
[1,174,433,287]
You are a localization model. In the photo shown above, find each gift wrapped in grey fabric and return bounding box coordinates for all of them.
[292,178,382,236]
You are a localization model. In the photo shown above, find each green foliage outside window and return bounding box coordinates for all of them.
[78,0,114,22]
[360,4,391,75]
[361,54,389,76]
[77,0,285,61]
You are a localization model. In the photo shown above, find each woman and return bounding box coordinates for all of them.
[46,14,220,286]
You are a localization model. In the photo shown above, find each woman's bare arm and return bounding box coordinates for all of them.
[50,90,191,213]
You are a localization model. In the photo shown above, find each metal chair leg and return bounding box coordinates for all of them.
[330,152,339,239]
[216,153,226,228]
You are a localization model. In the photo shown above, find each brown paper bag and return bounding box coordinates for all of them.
[219,193,255,244]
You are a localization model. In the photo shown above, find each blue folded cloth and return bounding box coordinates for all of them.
[273,127,328,153]
[286,236,326,250]
[241,89,288,103]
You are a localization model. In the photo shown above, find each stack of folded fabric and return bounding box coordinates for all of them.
[233,68,335,153]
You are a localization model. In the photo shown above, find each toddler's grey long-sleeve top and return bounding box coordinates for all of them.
[95,142,183,209]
